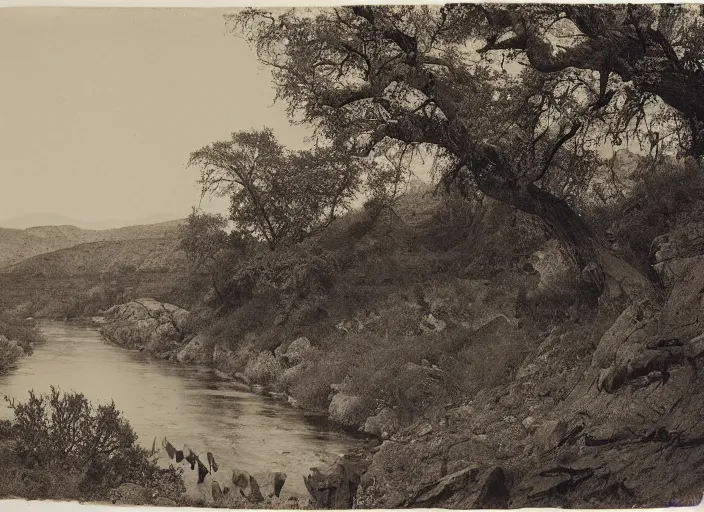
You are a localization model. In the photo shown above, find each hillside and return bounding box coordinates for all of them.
[0,219,185,269]
[90,159,704,508]
[1,237,189,278]
[0,228,64,269]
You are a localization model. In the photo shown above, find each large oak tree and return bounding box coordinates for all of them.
[231,6,655,300]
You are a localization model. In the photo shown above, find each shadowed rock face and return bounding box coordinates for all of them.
[100,298,190,353]
[356,255,704,509]
[304,461,360,509]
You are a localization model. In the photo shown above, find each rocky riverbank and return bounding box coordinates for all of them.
[96,299,394,437]
[354,247,704,508]
[84,165,704,510]
[95,224,704,508]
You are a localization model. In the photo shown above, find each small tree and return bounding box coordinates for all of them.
[179,210,236,305]
[188,128,366,250]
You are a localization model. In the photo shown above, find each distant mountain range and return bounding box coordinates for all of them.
[0,213,183,230]
[0,219,187,271]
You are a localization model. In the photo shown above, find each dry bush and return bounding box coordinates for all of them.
[0,313,44,354]
[2,388,184,502]
[244,352,283,387]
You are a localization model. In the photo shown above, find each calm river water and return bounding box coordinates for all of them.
[0,321,362,499]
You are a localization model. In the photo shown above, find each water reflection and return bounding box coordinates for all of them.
[0,321,361,498]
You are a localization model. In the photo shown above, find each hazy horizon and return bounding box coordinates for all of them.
[0,8,311,228]
[0,211,186,230]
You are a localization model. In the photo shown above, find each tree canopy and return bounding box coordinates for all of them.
[470,4,704,158]
[189,128,367,250]
[231,6,684,299]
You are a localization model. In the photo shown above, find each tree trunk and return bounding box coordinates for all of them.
[481,179,654,302]
[529,186,653,301]
[210,271,226,305]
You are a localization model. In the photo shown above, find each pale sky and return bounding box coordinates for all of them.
[0,8,311,228]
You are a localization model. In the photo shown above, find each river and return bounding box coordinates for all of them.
[0,321,363,500]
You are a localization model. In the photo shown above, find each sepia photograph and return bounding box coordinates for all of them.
[1,2,704,509]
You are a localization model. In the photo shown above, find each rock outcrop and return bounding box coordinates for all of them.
[304,461,360,509]
[364,407,400,439]
[356,244,704,509]
[329,393,365,428]
[100,298,190,353]
[176,334,213,365]
[275,336,314,366]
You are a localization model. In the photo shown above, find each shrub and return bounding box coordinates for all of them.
[0,313,44,355]
[3,388,184,502]
[0,336,26,374]
[244,352,283,386]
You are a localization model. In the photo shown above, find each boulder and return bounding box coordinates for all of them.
[410,466,510,509]
[211,481,224,502]
[176,334,213,365]
[364,407,401,439]
[253,470,287,498]
[231,469,264,502]
[652,222,704,263]
[329,393,365,428]
[100,298,190,352]
[275,336,313,366]
[304,462,360,509]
